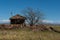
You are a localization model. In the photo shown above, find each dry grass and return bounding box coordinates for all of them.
[0,27,60,40]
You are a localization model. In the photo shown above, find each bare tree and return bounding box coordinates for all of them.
[22,8,44,26]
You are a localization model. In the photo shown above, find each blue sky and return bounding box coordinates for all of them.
[0,0,60,24]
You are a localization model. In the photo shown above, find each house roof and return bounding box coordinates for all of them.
[10,14,26,19]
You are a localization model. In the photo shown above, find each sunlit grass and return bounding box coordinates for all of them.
[0,27,60,40]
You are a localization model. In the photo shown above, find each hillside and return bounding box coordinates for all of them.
[0,26,60,40]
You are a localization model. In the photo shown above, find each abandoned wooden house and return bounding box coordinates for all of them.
[10,14,26,24]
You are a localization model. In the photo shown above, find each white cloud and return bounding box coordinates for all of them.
[0,20,10,23]
[0,19,60,24]
[42,20,60,24]
[42,20,54,23]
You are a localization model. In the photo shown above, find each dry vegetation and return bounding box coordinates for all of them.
[0,25,60,40]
